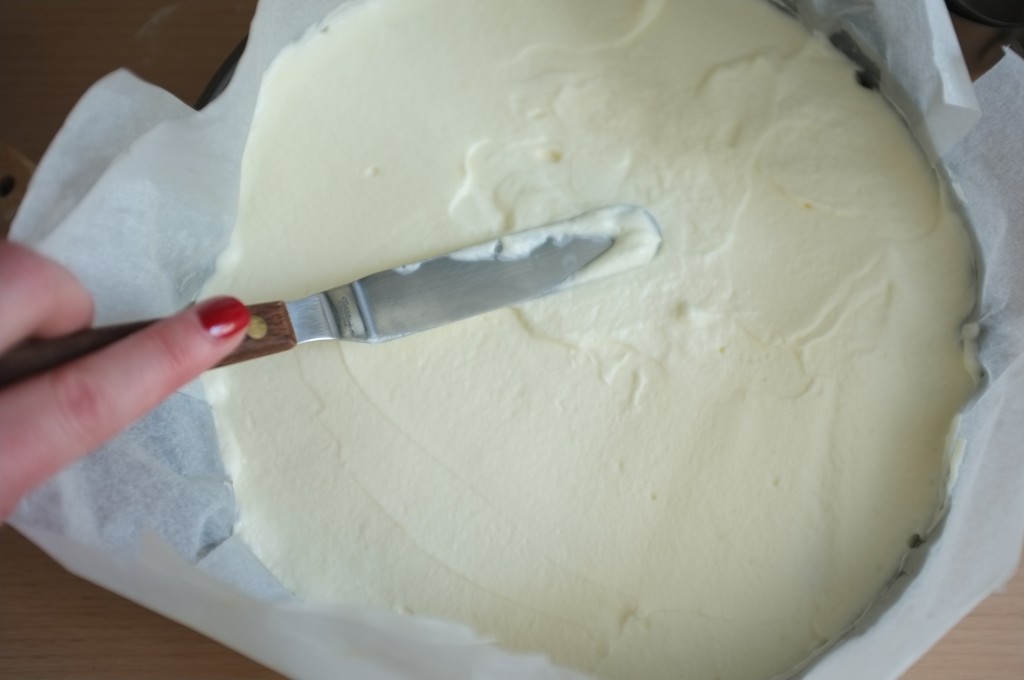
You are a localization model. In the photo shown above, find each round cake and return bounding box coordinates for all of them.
[203,1,978,678]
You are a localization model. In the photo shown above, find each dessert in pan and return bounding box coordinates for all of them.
[203,1,979,678]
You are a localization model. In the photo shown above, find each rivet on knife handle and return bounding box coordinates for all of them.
[216,301,297,368]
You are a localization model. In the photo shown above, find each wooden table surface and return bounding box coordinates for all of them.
[1,2,1022,679]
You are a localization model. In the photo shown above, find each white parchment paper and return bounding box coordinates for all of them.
[8,1,1023,678]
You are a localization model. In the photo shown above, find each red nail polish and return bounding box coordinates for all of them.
[197,297,251,339]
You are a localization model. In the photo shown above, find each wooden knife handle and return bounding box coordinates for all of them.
[0,320,152,388]
[217,300,297,368]
[0,301,297,389]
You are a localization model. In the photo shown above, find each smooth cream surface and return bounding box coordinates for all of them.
[203,1,977,678]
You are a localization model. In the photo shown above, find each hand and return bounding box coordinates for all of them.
[0,242,250,520]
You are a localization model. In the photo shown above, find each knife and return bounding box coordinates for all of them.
[0,205,660,387]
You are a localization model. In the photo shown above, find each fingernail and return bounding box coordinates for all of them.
[197,297,251,339]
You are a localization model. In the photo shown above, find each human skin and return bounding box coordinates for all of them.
[0,241,250,519]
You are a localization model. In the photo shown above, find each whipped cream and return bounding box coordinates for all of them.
[203,1,977,678]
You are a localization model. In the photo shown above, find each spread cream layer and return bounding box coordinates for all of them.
[202,1,978,679]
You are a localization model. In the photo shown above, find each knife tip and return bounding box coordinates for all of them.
[557,204,662,286]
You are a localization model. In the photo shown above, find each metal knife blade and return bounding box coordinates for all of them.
[283,204,660,346]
